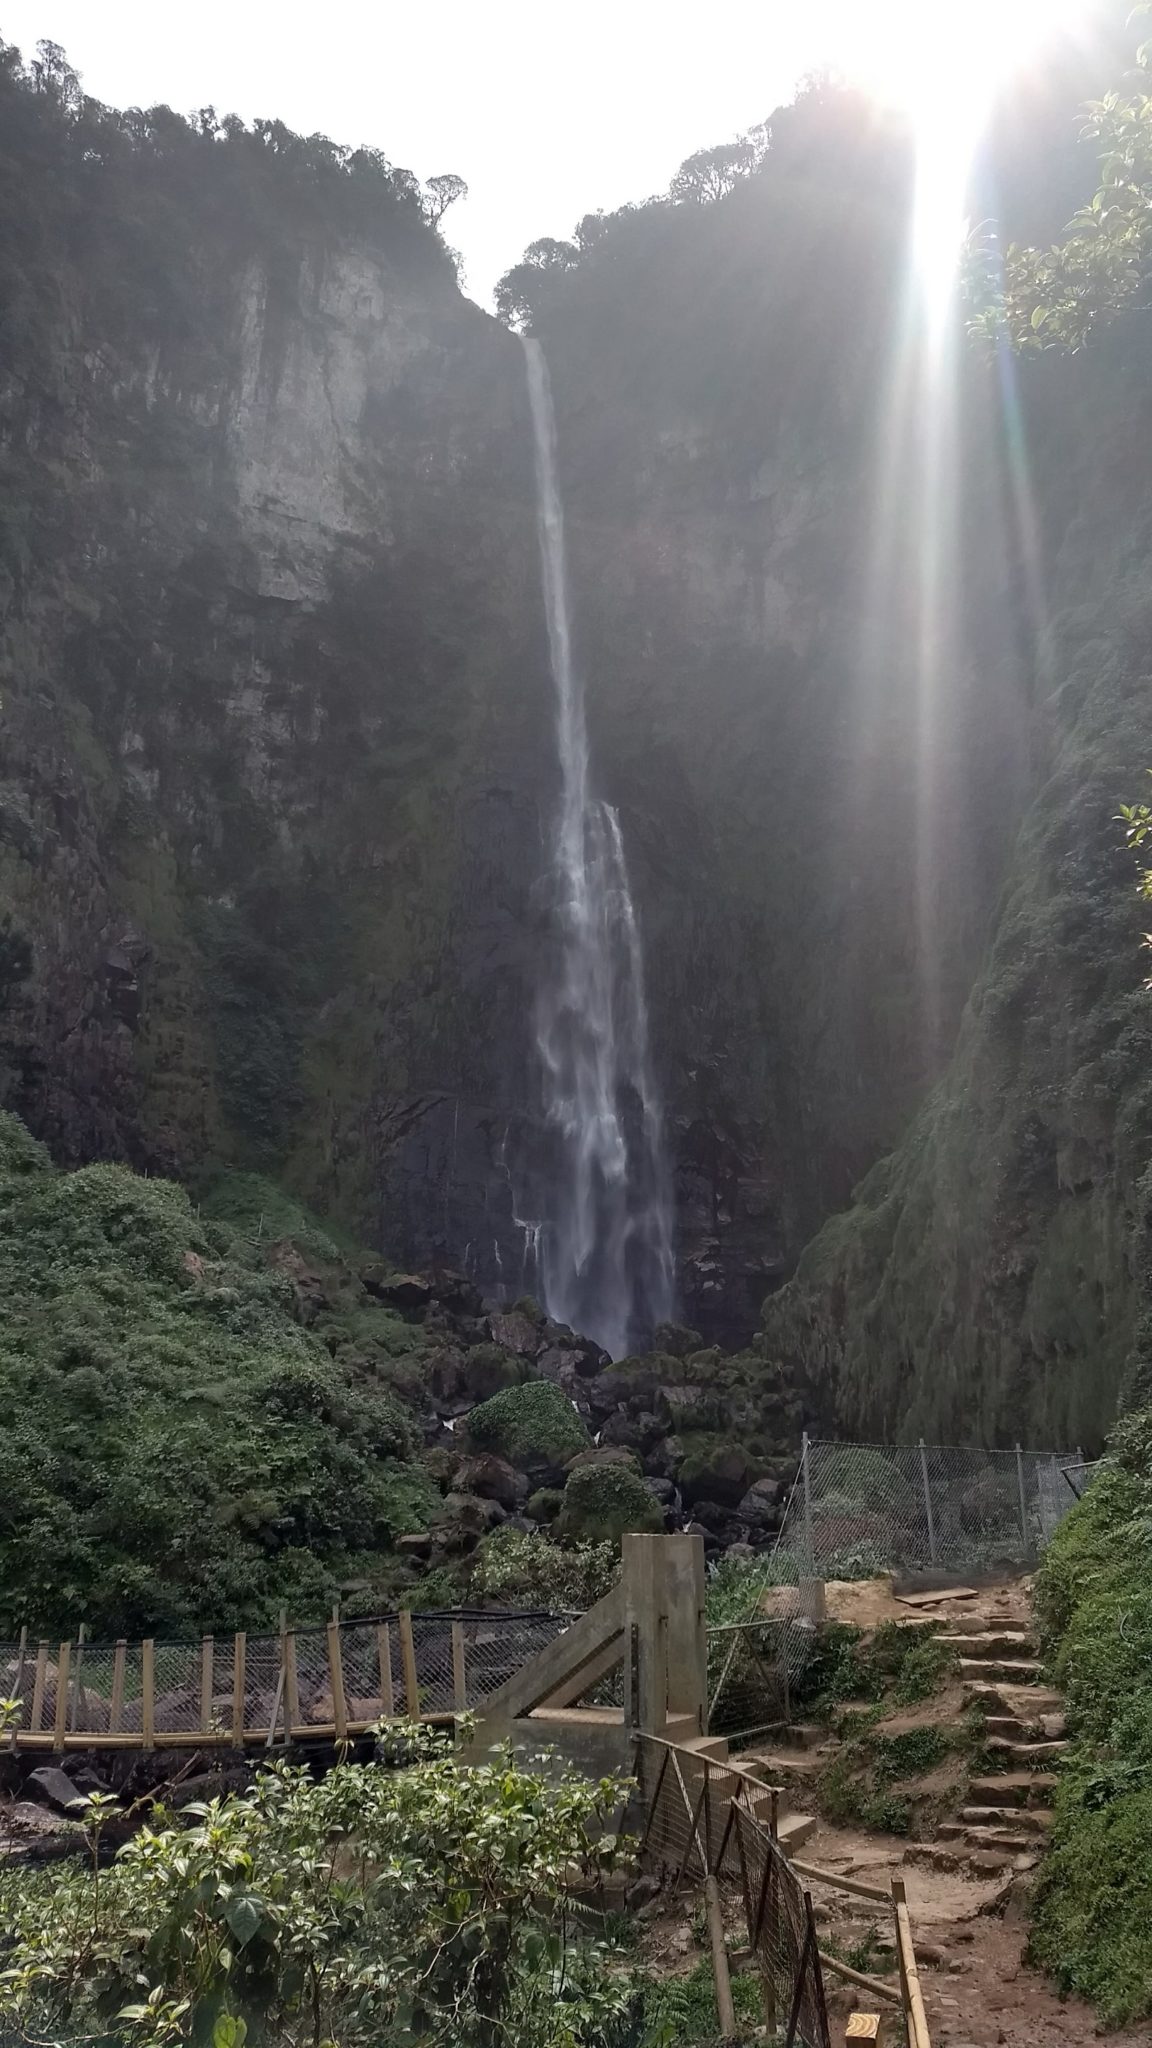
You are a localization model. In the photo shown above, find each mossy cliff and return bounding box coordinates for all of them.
[761,336,1152,1449]
[0,44,551,1294]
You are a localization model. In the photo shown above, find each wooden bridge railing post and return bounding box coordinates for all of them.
[30,1641,48,1734]
[110,1640,126,1734]
[284,1630,300,1739]
[7,1626,27,1750]
[398,1609,420,1718]
[199,1638,214,1735]
[451,1620,467,1711]
[141,1639,155,1750]
[52,1641,71,1751]
[327,1619,348,1743]
[377,1622,395,1719]
[231,1633,246,1747]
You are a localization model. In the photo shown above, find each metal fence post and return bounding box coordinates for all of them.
[801,1433,814,1577]
[918,1439,938,1566]
[1015,1442,1030,1556]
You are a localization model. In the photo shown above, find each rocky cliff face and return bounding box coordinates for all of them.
[0,80,561,1293]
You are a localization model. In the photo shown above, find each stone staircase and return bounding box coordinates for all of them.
[668,1716,819,1855]
[908,1615,1066,1881]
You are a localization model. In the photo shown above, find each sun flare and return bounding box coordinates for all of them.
[816,0,1090,309]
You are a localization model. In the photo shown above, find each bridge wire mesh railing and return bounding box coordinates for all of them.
[708,1436,1082,1735]
[0,1608,573,1748]
[637,1735,831,2048]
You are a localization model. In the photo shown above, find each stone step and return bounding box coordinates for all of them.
[938,1822,1044,1854]
[958,1657,1044,1685]
[968,1772,1058,1808]
[752,1800,817,1853]
[947,1632,1038,1658]
[676,1734,731,1762]
[964,1682,1063,1716]
[960,1805,1053,1834]
[746,1750,823,1778]
[984,1736,1068,1765]
[907,1842,1015,1878]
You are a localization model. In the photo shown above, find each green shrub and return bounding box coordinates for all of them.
[0,1109,438,1636]
[0,1731,632,2048]
[556,1463,663,1545]
[472,1526,619,1608]
[465,1380,590,1468]
[1028,1416,1152,2023]
[636,1957,763,2048]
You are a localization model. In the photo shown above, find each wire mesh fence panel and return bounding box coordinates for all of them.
[736,1809,831,2048]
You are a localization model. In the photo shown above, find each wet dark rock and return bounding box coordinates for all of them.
[600,1409,662,1453]
[370,1273,432,1309]
[26,1766,90,1816]
[565,1443,642,1475]
[654,1323,704,1358]
[462,1344,525,1403]
[678,1441,760,1508]
[396,1530,434,1561]
[737,1476,782,1526]
[642,1475,680,1508]
[454,1452,528,1509]
[487,1309,540,1356]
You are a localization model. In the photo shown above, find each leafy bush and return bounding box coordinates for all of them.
[0,1730,633,2048]
[472,1527,619,1609]
[556,1464,663,1545]
[0,1111,439,1636]
[465,1381,590,1469]
[1029,1414,1152,2023]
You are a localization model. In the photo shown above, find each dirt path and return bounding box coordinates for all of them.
[798,1814,1133,2047]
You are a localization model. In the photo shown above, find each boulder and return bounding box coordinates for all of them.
[454,1452,528,1510]
[464,1380,589,1479]
[435,1492,506,1549]
[396,1531,433,1561]
[535,1347,591,1405]
[678,1440,760,1508]
[565,1444,642,1475]
[645,1434,686,1479]
[525,1487,564,1523]
[600,1409,662,1453]
[642,1475,680,1508]
[427,1347,469,1408]
[364,1271,432,1308]
[26,1767,90,1816]
[487,1309,541,1357]
[555,1461,664,1545]
[736,1476,782,1526]
[461,1344,524,1404]
[653,1322,705,1358]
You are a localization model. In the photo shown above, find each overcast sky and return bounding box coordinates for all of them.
[0,0,826,305]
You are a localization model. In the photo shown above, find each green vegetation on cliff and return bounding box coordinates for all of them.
[0,1112,440,1637]
[1031,1423,1152,2022]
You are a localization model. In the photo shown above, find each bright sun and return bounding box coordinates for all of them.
[816,0,1090,307]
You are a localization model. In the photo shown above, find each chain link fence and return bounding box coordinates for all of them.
[709,1435,1082,1734]
[0,1608,572,1749]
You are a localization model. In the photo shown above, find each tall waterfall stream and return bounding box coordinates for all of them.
[521,336,674,1359]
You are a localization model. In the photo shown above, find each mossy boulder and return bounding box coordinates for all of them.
[677,1438,763,1508]
[556,1461,664,1544]
[464,1379,590,1476]
[525,1486,565,1524]
[461,1344,526,1404]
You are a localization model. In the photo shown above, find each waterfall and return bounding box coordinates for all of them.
[522,335,675,1359]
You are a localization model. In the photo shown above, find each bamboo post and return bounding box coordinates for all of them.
[69,1623,87,1733]
[769,1786,780,1842]
[918,1440,938,1566]
[891,1876,930,2048]
[327,1619,348,1743]
[7,1626,27,1750]
[704,1873,736,2037]
[141,1639,155,1750]
[231,1633,246,1747]
[398,1609,420,1717]
[199,1638,214,1735]
[451,1620,467,1711]
[30,1642,48,1734]
[110,1640,126,1734]
[376,1622,395,1719]
[266,1612,288,1750]
[52,1641,71,1750]
[285,1630,301,1737]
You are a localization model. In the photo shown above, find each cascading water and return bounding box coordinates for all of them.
[521,335,675,1359]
